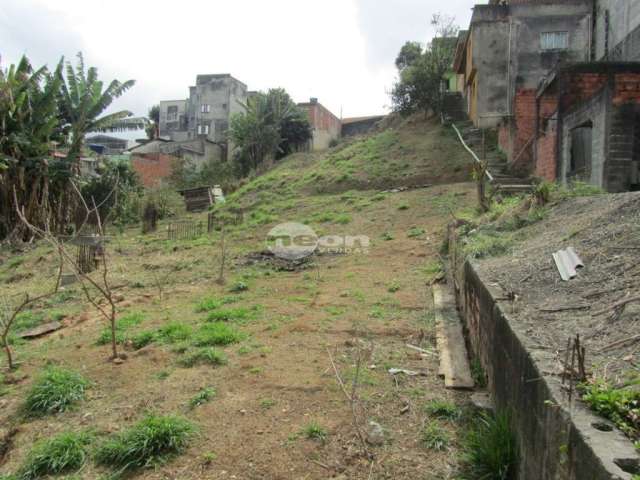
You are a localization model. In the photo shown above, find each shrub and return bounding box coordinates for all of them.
[179,348,228,368]
[189,387,216,409]
[424,399,460,420]
[18,432,91,479]
[23,367,88,416]
[421,421,450,450]
[94,415,193,473]
[397,202,410,210]
[461,411,518,480]
[193,323,245,346]
[463,232,513,259]
[387,280,401,293]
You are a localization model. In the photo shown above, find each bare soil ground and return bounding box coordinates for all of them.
[0,119,478,479]
[472,192,640,395]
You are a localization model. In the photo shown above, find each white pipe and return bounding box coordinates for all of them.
[451,123,494,183]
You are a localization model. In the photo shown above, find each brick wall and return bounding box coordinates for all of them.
[132,153,177,188]
[535,119,557,181]
[613,73,640,106]
[512,89,538,171]
[562,74,609,112]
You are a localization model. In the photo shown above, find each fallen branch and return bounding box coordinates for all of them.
[405,344,437,357]
[592,295,640,317]
[599,334,640,353]
[540,305,590,313]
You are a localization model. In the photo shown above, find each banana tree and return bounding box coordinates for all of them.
[57,53,136,167]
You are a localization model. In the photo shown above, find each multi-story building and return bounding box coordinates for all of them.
[158,74,249,166]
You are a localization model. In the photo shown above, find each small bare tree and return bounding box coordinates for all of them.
[0,261,62,370]
[14,180,124,361]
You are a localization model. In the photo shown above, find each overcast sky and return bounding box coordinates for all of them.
[1,0,476,130]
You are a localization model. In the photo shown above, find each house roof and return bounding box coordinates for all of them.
[341,115,385,125]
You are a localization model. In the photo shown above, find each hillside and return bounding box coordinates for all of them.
[0,118,478,479]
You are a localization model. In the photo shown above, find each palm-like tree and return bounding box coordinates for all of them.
[58,53,136,165]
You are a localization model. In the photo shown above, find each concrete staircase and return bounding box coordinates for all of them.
[442,94,533,195]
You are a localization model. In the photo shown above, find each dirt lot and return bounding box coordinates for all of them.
[0,120,478,479]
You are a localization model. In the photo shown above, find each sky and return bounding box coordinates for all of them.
[0,0,476,138]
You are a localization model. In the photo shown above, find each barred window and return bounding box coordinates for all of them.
[541,32,569,51]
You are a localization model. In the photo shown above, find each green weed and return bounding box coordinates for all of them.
[205,307,254,323]
[130,331,155,350]
[179,348,228,368]
[18,432,91,479]
[581,378,640,439]
[23,367,88,416]
[189,387,216,409]
[96,312,145,346]
[461,411,518,480]
[303,422,328,441]
[95,415,193,474]
[407,227,426,238]
[193,322,245,346]
[229,281,249,293]
[421,421,450,450]
[424,399,460,420]
[195,297,222,313]
[387,280,401,293]
[156,322,193,344]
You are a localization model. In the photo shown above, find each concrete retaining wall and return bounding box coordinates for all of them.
[448,224,639,479]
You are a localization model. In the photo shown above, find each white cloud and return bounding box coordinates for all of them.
[0,0,475,128]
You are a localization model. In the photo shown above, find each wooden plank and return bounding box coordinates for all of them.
[433,284,475,390]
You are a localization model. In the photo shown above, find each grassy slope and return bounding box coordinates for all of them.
[0,117,477,479]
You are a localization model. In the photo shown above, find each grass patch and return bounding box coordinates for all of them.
[303,422,327,441]
[387,280,401,293]
[229,281,249,293]
[421,421,450,451]
[260,398,276,409]
[18,431,91,479]
[381,232,394,241]
[463,231,513,259]
[460,411,518,480]
[179,348,228,368]
[195,297,222,313]
[130,331,155,350]
[156,322,193,344]
[424,399,460,421]
[397,202,410,210]
[95,415,193,474]
[407,227,426,238]
[193,322,245,347]
[205,307,255,323]
[189,387,216,409]
[23,366,88,416]
[96,311,145,346]
[471,358,487,389]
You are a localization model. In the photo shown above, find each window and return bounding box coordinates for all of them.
[201,104,210,113]
[197,124,210,135]
[541,32,569,51]
[167,105,178,121]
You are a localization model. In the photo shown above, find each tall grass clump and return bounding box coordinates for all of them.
[94,415,193,474]
[461,411,518,480]
[18,432,91,479]
[23,367,88,416]
[178,348,228,368]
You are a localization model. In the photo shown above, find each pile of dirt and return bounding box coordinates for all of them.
[474,192,640,379]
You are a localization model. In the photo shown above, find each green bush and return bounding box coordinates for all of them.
[179,348,228,368]
[23,367,88,416]
[193,323,245,347]
[195,297,222,313]
[461,411,518,480]
[18,432,91,479]
[205,307,253,323]
[229,281,249,293]
[130,331,155,350]
[94,415,193,473]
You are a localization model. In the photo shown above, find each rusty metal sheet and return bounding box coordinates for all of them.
[18,321,63,339]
